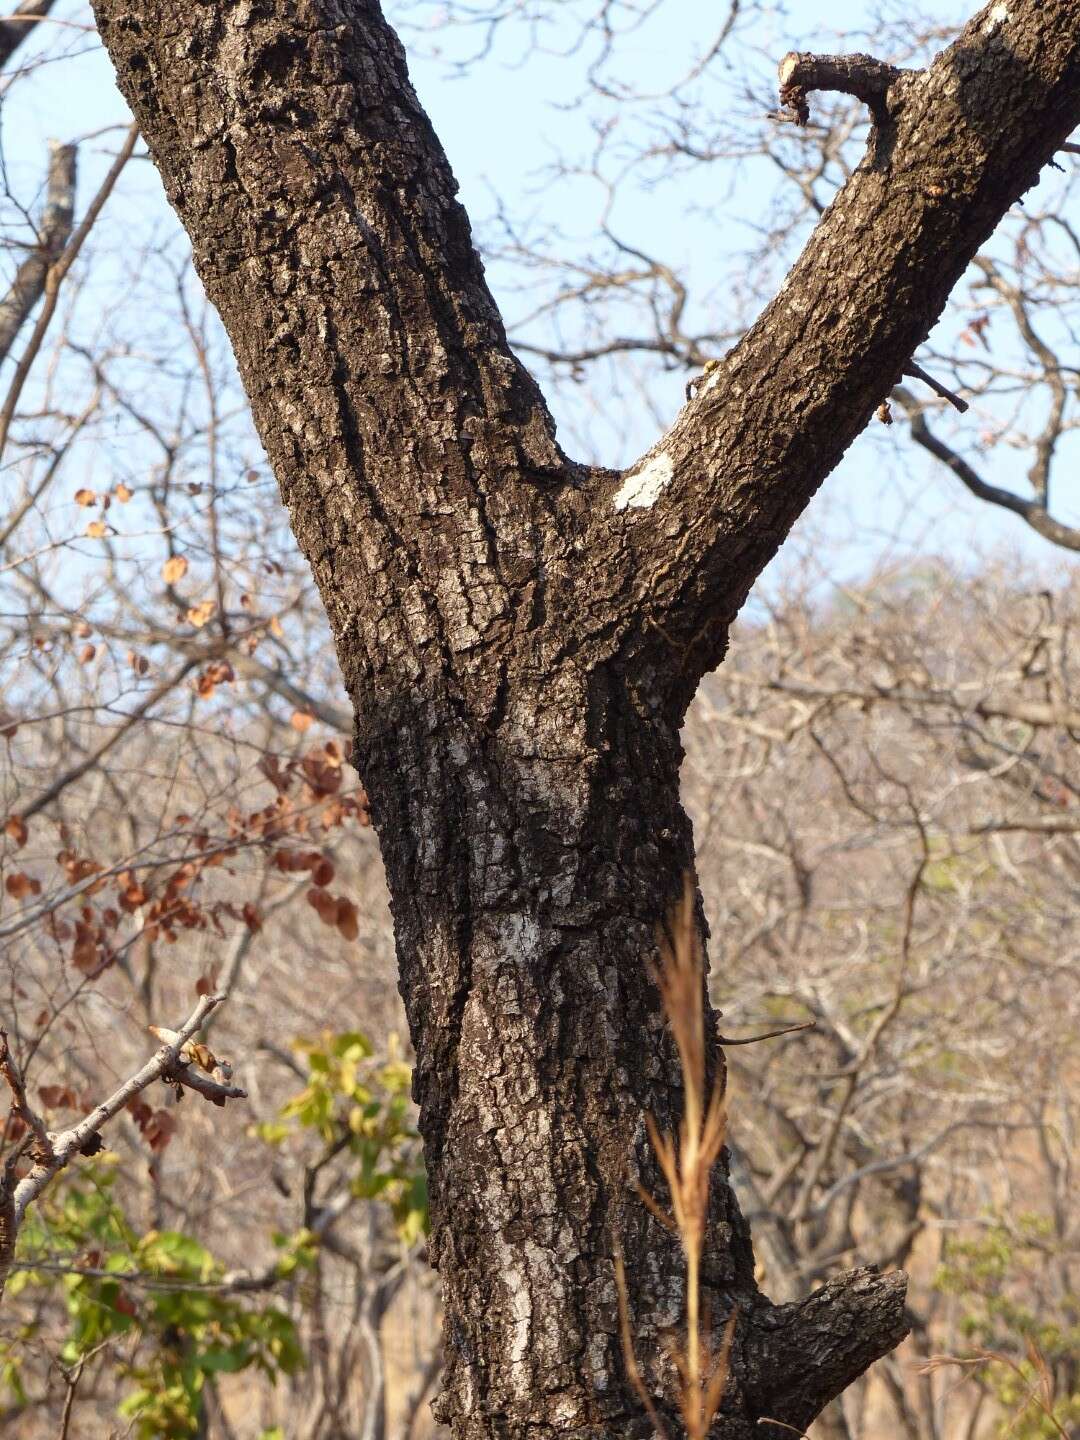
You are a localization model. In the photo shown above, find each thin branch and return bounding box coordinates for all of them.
[903,361,969,413]
[10,991,239,1223]
[0,123,138,465]
[730,671,1080,734]
[717,1020,815,1047]
[894,385,1080,551]
[0,991,246,1305]
[15,658,199,822]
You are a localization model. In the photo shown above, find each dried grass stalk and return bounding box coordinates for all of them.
[616,874,736,1439]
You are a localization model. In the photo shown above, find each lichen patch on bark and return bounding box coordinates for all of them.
[613,451,673,510]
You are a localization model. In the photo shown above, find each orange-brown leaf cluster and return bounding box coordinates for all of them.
[127,1095,177,1153]
[307,888,359,942]
[186,598,216,628]
[195,660,235,699]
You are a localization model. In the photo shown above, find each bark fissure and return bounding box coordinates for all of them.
[88,0,1080,1434]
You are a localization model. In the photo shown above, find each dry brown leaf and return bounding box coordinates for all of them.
[336,897,359,942]
[5,872,41,900]
[186,599,216,628]
[38,1085,77,1110]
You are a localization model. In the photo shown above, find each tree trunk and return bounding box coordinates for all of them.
[89,0,1080,1433]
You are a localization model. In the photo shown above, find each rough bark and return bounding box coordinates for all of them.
[88,1,1080,1435]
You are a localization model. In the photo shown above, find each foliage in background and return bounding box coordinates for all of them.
[1,1028,427,1438]
[934,1218,1080,1440]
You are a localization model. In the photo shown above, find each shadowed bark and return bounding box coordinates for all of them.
[87,1,1080,1434]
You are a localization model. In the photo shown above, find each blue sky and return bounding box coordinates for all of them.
[1,0,1076,608]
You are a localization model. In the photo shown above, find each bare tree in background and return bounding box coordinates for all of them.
[686,565,1080,1440]
[73,2,1080,1436]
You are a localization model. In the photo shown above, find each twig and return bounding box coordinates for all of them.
[717,1020,815,1046]
[16,658,199,822]
[12,991,238,1222]
[57,1351,87,1440]
[903,361,969,413]
[0,1030,52,1156]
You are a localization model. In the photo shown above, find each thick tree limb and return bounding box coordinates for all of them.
[603,0,1080,707]
[748,1268,910,1433]
[0,141,76,364]
[0,0,55,71]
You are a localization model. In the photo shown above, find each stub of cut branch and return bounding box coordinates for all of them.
[777,51,905,126]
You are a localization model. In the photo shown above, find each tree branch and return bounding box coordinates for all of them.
[0,0,55,71]
[894,385,1080,552]
[903,361,969,414]
[91,8,568,555]
[777,50,905,126]
[734,671,1080,734]
[0,123,138,464]
[602,1,1080,705]
[14,658,200,822]
[0,141,76,364]
[747,1268,910,1431]
[0,992,247,1303]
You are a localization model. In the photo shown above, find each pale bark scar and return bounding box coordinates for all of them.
[613,452,674,511]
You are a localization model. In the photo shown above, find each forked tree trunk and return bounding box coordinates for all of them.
[90,1,1080,1434]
